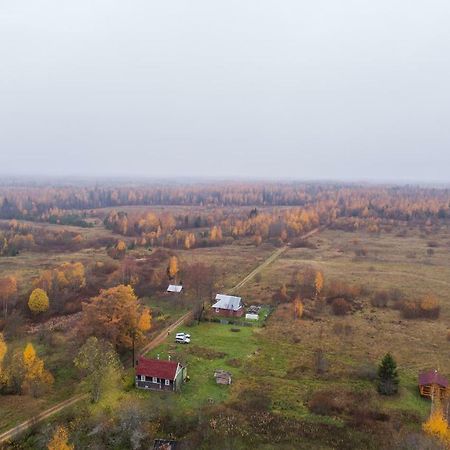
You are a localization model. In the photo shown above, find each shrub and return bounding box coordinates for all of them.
[327,280,360,301]
[314,349,329,374]
[354,363,378,381]
[400,295,440,319]
[331,298,351,316]
[420,295,440,319]
[308,391,343,416]
[226,358,242,368]
[230,327,241,332]
[388,288,403,303]
[371,291,389,308]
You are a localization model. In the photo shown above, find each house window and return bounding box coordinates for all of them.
[165,379,170,386]
[152,377,157,383]
[140,375,145,381]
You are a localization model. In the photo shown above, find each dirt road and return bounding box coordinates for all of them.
[0,311,193,446]
[230,227,321,293]
[0,226,321,445]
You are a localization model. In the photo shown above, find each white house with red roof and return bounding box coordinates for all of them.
[135,356,186,392]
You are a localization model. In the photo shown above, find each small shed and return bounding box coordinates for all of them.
[418,369,449,400]
[214,369,232,385]
[245,313,259,320]
[167,285,183,293]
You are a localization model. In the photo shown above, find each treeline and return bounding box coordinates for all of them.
[0,220,97,256]
[1,183,450,220]
[104,207,321,248]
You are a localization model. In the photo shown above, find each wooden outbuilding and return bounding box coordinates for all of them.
[418,369,448,400]
[214,369,232,385]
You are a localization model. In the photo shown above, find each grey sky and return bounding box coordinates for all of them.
[1,1,450,182]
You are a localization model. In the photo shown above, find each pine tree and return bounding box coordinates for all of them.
[377,353,399,395]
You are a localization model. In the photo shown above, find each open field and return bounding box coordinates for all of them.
[242,226,450,416]
[3,217,450,448]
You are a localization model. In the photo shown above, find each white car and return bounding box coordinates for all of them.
[175,332,191,339]
[175,336,190,344]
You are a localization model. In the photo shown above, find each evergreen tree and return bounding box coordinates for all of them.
[377,353,399,395]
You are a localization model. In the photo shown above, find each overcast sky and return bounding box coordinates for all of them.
[1,1,450,182]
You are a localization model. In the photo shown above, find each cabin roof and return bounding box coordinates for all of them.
[419,370,449,388]
[167,284,182,293]
[136,357,179,380]
[213,294,242,311]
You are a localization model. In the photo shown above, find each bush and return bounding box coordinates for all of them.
[354,363,378,381]
[226,358,242,368]
[371,291,388,308]
[230,327,241,332]
[400,295,440,319]
[331,298,351,316]
[308,391,343,416]
[388,288,403,303]
[314,349,329,374]
[327,280,360,301]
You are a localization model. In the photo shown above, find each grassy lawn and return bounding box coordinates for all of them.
[144,322,259,411]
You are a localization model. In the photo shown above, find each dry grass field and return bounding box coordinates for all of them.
[242,226,450,418]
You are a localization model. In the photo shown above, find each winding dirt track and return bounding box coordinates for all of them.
[0,312,193,446]
[0,227,321,445]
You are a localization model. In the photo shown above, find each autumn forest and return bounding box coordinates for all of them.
[1,180,450,449]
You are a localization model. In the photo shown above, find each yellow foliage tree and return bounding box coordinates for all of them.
[47,425,74,450]
[22,343,54,396]
[293,297,304,320]
[81,285,152,350]
[168,256,179,280]
[0,333,6,382]
[28,288,49,314]
[315,271,324,297]
[422,405,450,446]
[138,307,152,332]
[116,240,127,252]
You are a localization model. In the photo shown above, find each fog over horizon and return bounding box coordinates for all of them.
[1,1,450,183]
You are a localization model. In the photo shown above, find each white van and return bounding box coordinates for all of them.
[175,335,190,344]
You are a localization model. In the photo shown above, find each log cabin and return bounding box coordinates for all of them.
[418,369,448,400]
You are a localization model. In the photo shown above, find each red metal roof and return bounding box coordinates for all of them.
[136,357,179,380]
[418,370,449,388]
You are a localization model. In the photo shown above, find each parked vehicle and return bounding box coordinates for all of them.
[175,332,191,339]
[175,336,190,344]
